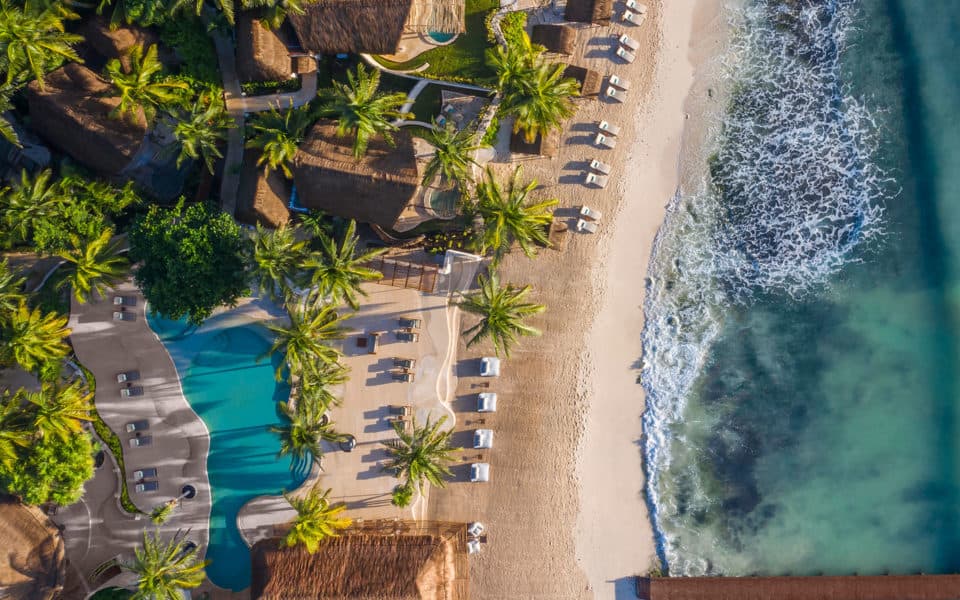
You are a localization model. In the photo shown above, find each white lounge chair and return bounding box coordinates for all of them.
[584,172,609,188]
[615,46,637,63]
[590,158,612,175]
[598,120,622,136]
[622,9,646,25]
[580,206,604,221]
[470,463,490,482]
[619,34,640,51]
[478,392,498,412]
[608,75,632,90]
[474,429,494,449]
[577,219,599,234]
[605,86,626,103]
[625,0,648,14]
[468,539,482,553]
[595,133,617,149]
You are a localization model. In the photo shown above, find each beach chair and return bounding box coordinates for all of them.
[473,429,494,449]
[116,370,139,383]
[120,386,144,398]
[129,435,152,448]
[478,392,498,413]
[368,331,381,355]
[584,172,609,188]
[113,311,135,321]
[622,9,646,25]
[598,121,622,136]
[615,46,637,64]
[605,86,626,103]
[388,404,412,416]
[618,34,640,52]
[625,0,648,14]
[577,219,599,234]
[470,463,489,482]
[133,467,157,480]
[608,75,632,91]
[595,133,617,149]
[396,330,419,343]
[125,420,149,433]
[398,317,422,329]
[135,481,159,493]
[392,371,415,383]
[393,357,416,369]
[580,206,604,221]
[589,158,613,175]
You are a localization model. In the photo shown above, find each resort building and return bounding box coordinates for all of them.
[563,0,613,25]
[237,149,292,228]
[236,15,310,83]
[0,498,65,600]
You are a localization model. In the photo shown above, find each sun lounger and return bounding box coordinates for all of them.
[584,172,609,188]
[605,86,626,103]
[392,371,415,383]
[474,429,494,449]
[133,468,157,480]
[470,463,490,482]
[589,159,612,175]
[396,331,419,343]
[478,392,498,412]
[388,404,412,416]
[120,386,144,398]
[398,317,422,329]
[598,120,622,136]
[125,420,149,433]
[625,0,648,14]
[595,133,617,149]
[393,357,416,369]
[622,9,646,25]
[113,311,135,321]
[577,219,599,234]
[116,370,139,383]
[580,206,604,221]
[608,75,632,91]
[615,46,637,64]
[618,34,640,52]
[135,481,159,493]
[129,435,152,448]
[368,331,381,355]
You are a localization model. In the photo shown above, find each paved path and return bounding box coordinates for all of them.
[227,70,318,113]
[208,26,245,219]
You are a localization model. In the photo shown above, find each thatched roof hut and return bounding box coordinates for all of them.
[250,533,467,599]
[510,128,560,158]
[289,0,464,55]
[0,497,65,600]
[292,121,419,228]
[79,16,161,69]
[638,575,960,600]
[563,64,602,97]
[25,63,146,175]
[564,0,612,24]
[237,150,291,228]
[237,14,294,82]
[531,24,577,55]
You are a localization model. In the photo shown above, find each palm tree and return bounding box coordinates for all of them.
[302,220,386,310]
[96,0,164,28]
[0,85,19,146]
[172,101,233,174]
[169,0,235,24]
[248,223,308,302]
[0,393,29,469]
[246,103,313,178]
[270,400,347,467]
[122,529,208,600]
[0,301,70,372]
[0,0,82,86]
[266,304,347,381]
[103,44,188,123]
[417,119,484,192]
[381,415,458,494]
[55,228,129,304]
[474,166,557,263]
[458,271,545,358]
[25,379,94,440]
[282,485,352,553]
[0,259,26,319]
[241,0,307,29]
[0,168,67,245]
[316,64,410,159]
[297,361,348,411]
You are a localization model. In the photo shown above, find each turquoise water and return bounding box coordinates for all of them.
[643,0,960,576]
[428,30,456,43]
[148,314,308,590]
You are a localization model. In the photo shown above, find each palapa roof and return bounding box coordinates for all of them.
[292,121,419,228]
[531,24,577,55]
[25,63,146,175]
[639,575,960,600]
[79,16,160,69]
[237,150,291,228]
[564,0,612,24]
[250,534,464,600]
[562,64,602,96]
[237,14,293,83]
[510,128,560,158]
[0,497,65,600]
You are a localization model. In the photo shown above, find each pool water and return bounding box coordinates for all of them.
[148,313,308,591]
[428,30,457,44]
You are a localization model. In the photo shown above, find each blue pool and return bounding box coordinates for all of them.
[148,313,308,591]
[428,30,456,43]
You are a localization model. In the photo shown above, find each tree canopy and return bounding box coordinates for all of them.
[129,200,248,326]
[458,271,545,357]
[0,424,95,505]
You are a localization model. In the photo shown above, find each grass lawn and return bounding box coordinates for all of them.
[372,0,499,84]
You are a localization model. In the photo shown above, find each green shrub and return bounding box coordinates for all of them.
[240,78,302,96]
[499,11,528,49]
[481,110,501,146]
[391,484,414,507]
[425,230,475,255]
[160,17,219,85]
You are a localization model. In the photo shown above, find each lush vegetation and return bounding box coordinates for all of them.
[458,271,545,357]
[474,165,557,263]
[282,485,352,553]
[300,220,385,310]
[381,416,458,503]
[415,119,485,193]
[246,103,313,178]
[121,529,209,600]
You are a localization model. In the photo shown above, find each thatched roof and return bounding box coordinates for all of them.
[237,14,293,83]
[289,0,412,55]
[639,575,960,600]
[79,16,160,69]
[406,0,465,33]
[250,534,465,600]
[0,497,65,600]
[237,150,291,228]
[564,0,612,24]
[292,55,316,74]
[292,121,419,228]
[25,63,146,175]
[563,64,602,97]
[531,24,577,55]
[510,128,560,157]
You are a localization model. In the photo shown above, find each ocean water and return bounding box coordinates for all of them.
[642,0,960,576]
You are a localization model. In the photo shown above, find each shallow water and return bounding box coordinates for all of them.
[643,0,960,576]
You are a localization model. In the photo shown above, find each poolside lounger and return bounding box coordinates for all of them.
[398,317,422,329]
[598,120,622,136]
[577,219,599,234]
[618,34,640,52]
[113,311,135,321]
[393,357,416,369]
[580,206,604,221]
[368,331,381,355]
[388,404,412,416]
[584,172,609,188]
[589,158,612,175]
[125,419,149,433]
[392,371,415,383]
[625,0,648,14]
[120,386,144,398]
[116,370,140,383]
[605,86,626,103]
[396,331,420,343]
[594,133,617,149]
[615,46,637,64]
[135,481,159,493]
[133,468,158,480]
[608,75,632,91]
[113,296,135,306]
[129,435,152,448]
[622,9,646,26]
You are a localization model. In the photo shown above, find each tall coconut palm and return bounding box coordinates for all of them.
[248,223,308,302]
[270,400,347,467]
[122,529,208,600]
[302,220,385,310]
[55,228,129,304]
[417,119,484,192]
[172,101,233,174]
[104,44,188,123]
[474,166,557,263]
[246,103,313,179]
[458,271,545,358]
[297,361,348,411]
[381,415,457,494]
[25,379,94,440]
[266,304,347,382]
[0,301,70,372]
[316,64,410,159]
[0,0,82,86]
[0,393,29,469]
[241,0,307,29]
[0,259,26,319]
[282,485,352,553]
[0,168,67,245]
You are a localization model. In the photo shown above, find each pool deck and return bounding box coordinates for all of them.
[58,279,213,588]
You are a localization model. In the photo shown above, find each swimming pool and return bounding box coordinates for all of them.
[427,30,457,44]
[148,313,308,591]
